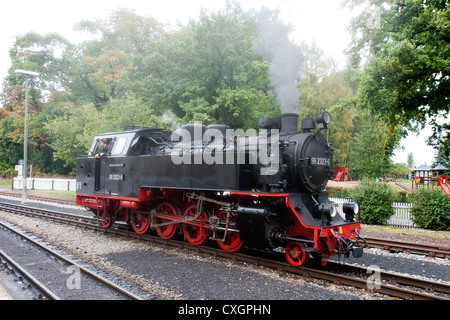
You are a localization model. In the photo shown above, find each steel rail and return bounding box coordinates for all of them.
[328,261,450,295]
[364,237,450,259]
[0,221,143,300]
[0,200,448,300]
[0,247,61,300]
[1,194,449,258]
[0,202,98,224]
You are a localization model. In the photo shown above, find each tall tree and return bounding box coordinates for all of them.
[433,133,450,168]
[345,0,449,132]
[407,152,414,168]
[297,43,356,164]
[2,32,72,113]
[67,8,166,107]
[129,1,279,129]
[348,111,392,178]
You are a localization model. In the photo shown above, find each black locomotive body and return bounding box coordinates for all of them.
[76,113,364,266]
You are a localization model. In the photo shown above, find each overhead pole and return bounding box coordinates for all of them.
[15,69,39,203]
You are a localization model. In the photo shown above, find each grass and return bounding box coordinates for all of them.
[28,189,76,197]
[1,178,75,197]
[0,181,11,188]
[362,224,450,241]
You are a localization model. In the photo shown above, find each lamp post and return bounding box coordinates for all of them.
[15,69,39,203]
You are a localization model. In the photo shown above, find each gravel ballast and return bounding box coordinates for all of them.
[0,204,381,300]
[1,194,449,300]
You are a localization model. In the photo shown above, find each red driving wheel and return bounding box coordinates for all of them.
[154,202,179,239]
[216,210,243,253]
[130,210,151,234]
[182,204,210,246]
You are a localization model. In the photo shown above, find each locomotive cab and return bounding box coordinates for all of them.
[77,128,172,197]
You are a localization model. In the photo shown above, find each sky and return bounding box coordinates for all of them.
[0,0,438,167]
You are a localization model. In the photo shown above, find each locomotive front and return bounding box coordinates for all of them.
[253,112,364,266]
[257,112,335,194]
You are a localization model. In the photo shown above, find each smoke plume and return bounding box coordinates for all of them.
[252,9,303,114]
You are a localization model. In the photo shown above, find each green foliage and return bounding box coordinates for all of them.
[0,2,424,179]
[431,132,450,168]
[0,117,23,177]
[43,96,170,172]
[212,88,263,130]
[350,179,395,225]
[298,44,352,121]
[104,93,165,131]
[411,188,450,231]
[129,3,276,129]
[388,163,409,179]
[1,4,293,176]
[44,103,102,172]
[348,111,391,178]
[328,101,356,165]
[297,44,357,165]
[346,0,449,131]
[326,186,353,199]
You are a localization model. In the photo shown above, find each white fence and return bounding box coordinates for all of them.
[387,202,416,228]
[330,197,416,228]
[12,178,76,192]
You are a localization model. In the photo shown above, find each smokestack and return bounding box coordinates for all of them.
[280,113,299,134]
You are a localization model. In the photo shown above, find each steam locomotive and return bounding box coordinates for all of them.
[76,112,364,266]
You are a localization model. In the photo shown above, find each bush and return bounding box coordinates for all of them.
[350,179,395,225]
[0,164,16,178]
[326,186,353,199]
[411,188,450,231]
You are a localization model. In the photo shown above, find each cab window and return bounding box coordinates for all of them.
[111,137,127,155]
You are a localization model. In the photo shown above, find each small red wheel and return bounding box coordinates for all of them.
[182,204,210,246]
[216,211,243,253]
[99,208,114,228]
[217,232,243,252]
[130,210,150,234]
[285,242,309,266]
[154,202,179,239]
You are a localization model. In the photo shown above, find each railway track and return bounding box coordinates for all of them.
[0,200,448,300]
[0,247,60,300]
[364,237,450,259]
[1,191,448,259]
[0,217,144,300]
[0,191,75,206]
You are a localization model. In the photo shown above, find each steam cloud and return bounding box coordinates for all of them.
[252,10,303,114]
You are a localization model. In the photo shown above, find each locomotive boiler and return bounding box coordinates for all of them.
[76,112,364,266]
